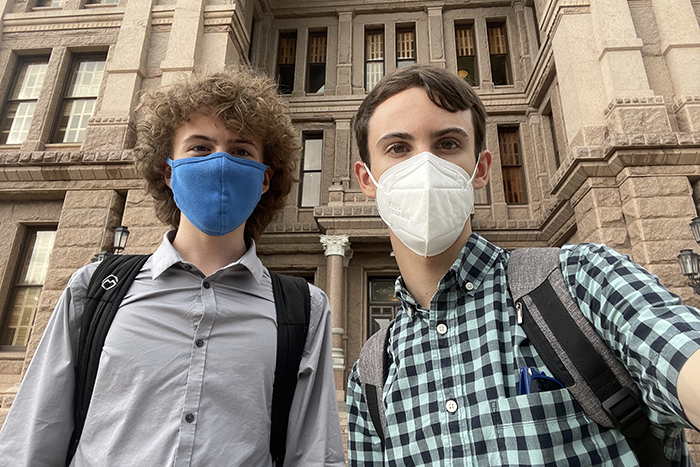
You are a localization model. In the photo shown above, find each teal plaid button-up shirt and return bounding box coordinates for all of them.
[347,233,700,466]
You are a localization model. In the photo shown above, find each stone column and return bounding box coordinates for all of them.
[320,234,352,401]
[83,0,156,151]
[619,173,697,299]
[650,0,700,131]
[292,26,308,98]
[160,0,206,86]
[570,178,630,255]
[335,12,353,96]
[550,0,667,147]
[426,6,445,68]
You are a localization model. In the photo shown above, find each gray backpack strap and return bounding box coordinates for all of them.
[358,320,393,449]
[508,248,670,467]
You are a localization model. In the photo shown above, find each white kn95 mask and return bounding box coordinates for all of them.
[365,151,481,257]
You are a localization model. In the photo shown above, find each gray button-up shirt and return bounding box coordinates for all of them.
[0,232,345,467]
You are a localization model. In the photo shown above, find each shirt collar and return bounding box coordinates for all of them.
[394,232,503,317]
[150,230,266,283]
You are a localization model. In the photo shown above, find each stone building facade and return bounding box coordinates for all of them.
[0,0,699,459]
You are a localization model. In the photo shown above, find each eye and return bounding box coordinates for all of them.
[188,144,211,154]
[386,143,410,155]
[231,148,253,158]
[437,139,460,151]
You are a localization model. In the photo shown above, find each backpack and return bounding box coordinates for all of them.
[66,254,310,467]
[358,247,671,467]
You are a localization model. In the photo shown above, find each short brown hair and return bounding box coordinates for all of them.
[353,65,486,166]
[134,69,300,241]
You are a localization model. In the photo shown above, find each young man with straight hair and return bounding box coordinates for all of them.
[347,64,700,466]
[0,69,345,466]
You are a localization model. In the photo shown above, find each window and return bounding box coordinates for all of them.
[368,277,400,338]
[277,32,297,94]
[544,107,561,168]
[0,58,49,145]
[396,26,416,68]
[1,227,56,348]
[498,127,527,204]
[53,55,106,143]
[306,31,327,94]
[300,133,323,207]
[365,29,384,92]
[474,182,490,205]
[487,22,512,86]
[455,25,478,86]
[87,0,119,4]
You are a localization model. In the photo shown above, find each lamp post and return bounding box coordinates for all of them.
[92,226,130,263]
[679,217,700,295]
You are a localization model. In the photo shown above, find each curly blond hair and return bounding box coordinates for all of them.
[134,69,300,241]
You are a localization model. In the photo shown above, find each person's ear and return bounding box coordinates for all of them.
[161,160,172,188]
[261,167,274,195]
[354,160,377,199]
[473,150,492,190]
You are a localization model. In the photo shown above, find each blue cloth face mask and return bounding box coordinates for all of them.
[166,152,270,236]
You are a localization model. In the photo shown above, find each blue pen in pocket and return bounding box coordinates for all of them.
[517,367,565,395]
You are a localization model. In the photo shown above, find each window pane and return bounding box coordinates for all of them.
[366,61,384,92]
[457,57,478,86]
[303,138,323,170]
[300,172,321,207]
[13,63,48,100]
[19,230,56,285]
[57,99,95,143]
[3,102,36,144]
[68,59,105,98]
[456,27,475,56]
[474,184,490,205]
[308,34,327,64]
[499,130,520,166]
[278,65,295,94]
[487,24,508,55]
[1,287,41,346]
[278,34,297,65]
[490,55,511,86]
[503,167,525,204]
[396,30,415,60]
[370,280,399,302]
[366,32,384,60]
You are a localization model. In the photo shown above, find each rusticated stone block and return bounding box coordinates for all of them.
[619,176,691,201]
[627,218,695,243]
[622,196,696,221]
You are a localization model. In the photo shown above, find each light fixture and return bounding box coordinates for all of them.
[91,226,130,263]
[113,226,130,254]
[679,219,700,295]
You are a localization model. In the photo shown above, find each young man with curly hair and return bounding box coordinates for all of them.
[0,70,345,466]
[347,65,700,466]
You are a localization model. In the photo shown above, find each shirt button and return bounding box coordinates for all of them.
[183,264,192,271]
[185,413,195,423]
[407,308,413,317]
[445,399,458,413]
[203,281,211,289]
[195,339,204,348]
[436,323,448,335]
[465,282,474,291]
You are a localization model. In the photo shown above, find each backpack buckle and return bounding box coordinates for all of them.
[601,387,648,438]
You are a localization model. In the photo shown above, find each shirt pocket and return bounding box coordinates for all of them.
[472,389,629,466]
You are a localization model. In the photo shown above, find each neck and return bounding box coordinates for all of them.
[172,219,249,277]
[392,225,472,309]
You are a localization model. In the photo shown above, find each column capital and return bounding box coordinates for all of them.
[320,234,351,257]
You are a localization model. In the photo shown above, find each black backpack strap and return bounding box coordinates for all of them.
[357,319,393,450]
[508,248,670,467]
[66,254,150,466]
[269,271,311,467]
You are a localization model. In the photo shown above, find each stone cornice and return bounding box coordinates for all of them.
[0,149,134,165]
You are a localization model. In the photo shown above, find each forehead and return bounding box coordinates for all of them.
[368,87,474,142]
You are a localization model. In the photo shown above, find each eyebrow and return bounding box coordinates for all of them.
[181,134,259,147]
[430,127,471,140]
[375,127,471,147]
